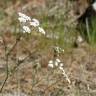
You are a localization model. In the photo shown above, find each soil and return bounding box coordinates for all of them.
[0,34,96,96]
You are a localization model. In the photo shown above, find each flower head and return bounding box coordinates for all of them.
[56,58,61,63]
[77,35,83,43]
[30,18,40,27]
[38,27,46,35]
[18,12,31,23]
[48,60,54,68]
[54,46,64,53]
[18,17,27,23]
[18,12,46,35]
[30,22,38,27]
[48,58,61,68]
[48,58,71,84]
[60,63,63,67]
[22,26,31,33]
[32,18,40,26]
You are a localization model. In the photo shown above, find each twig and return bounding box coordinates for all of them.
[0,36,8,93]
[0,56,8,93]
[10,49,37,77]
[0,35,20,93]
[7,36,21,56]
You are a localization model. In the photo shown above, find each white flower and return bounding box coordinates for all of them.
[60,63,63,67]
[30,22,38,27]
[18,17,27,23]
[18,12,26,17]
[55,61,58,66]
[92,2,96,11]
[22,26,31,33]
[60,47,64,52]
[32,18,40,26]
[49,60,53,64]
[56,58,61,63]
[59,66,64,71]
[18,12,31,22]
[54,46,64,53]
[48,58,71,84]
[77,35,83,43]
[38,27,46,35]
[62,49,64,52]
[55,46,59,50]
[30,18,39,27]
[48,60,54,68]
[48,63,54,68]
[55,46,60,53]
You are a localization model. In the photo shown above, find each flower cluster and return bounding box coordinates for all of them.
[48,58,63,68]
[54,46,64,54]
[18,12,45,35]
[77,35,83,43]
[48,58,71,84]
[18,12,31,23]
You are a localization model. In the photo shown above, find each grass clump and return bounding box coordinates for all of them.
[80,17,96,47]
[88,18,96,46]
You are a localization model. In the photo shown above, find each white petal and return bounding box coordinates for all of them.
[59,66,63,71]
[38,27,45,35]
[48,63,54,68]
[25,15,31,21]
[18,12,31,21]
[60,63,63,67]
[49,60,53,64]
[22,26,31,33]
[32,18,40,26]
[55,47,60,52]
[30,22,38,27]
[77,36,83,43]
[18,17,26,23]
[18,12,26,17]
[62,49,64,52]
[55,61,58,66]
[56,58,61,63]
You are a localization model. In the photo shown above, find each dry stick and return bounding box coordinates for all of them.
[10,49,37,77]
[0,56,8,93]
[0,36,8,93]
[0,36,20,93]
[7,37,20,56]
[0,40,36,92]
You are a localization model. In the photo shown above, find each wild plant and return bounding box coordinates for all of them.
[48,46,71,84]
[0,12,71,96]
[0,12,45,93]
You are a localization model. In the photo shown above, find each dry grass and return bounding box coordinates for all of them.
[0,0,96,96]
[0,33,96,96]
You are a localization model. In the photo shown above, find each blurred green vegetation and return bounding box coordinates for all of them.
[79,17,96,47]
[88,18,96,46]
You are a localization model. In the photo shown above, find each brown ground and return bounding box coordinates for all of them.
[0,34,96,96]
